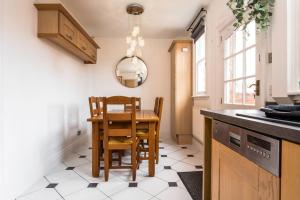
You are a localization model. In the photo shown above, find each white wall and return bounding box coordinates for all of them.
[0,0,5,199]
[2,0,90,199]
[89,38,172,137]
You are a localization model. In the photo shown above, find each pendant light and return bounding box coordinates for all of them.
[126,3,145,64]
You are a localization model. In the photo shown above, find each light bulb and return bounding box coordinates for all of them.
[132,30,138,37]
[133,26,140,35]
[130,40,137,48]
[126,36,131,44]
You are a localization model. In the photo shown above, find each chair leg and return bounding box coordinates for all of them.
[104,149,109,181]
[155,134,159,164]
[109,150,112,167]
[118,151,122,166]
[136,140,141,169]
[99,140,103,167]
[131,144,137,181]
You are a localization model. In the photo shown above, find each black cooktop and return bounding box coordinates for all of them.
[237,105,300,127]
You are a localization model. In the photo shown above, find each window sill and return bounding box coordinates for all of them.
[192,95,209,100]
[222,103,256,109]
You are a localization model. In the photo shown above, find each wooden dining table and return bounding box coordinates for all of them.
[87,110,159,178]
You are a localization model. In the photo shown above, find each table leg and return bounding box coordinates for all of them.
[92,122,100,177]
[148,122,155,177]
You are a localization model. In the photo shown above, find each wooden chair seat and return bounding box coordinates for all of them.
[109,137,134,145]
[137,130,156,138]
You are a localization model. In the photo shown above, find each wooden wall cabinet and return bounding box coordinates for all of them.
[281,140,300,200]
[212,139,280,200]
[169,40,193,144]
[34,4,100,64]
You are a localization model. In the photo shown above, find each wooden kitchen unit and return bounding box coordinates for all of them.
[201,109,300,200]
[281,140,300,200]
[169,40,193,144]
[212,139,280,200]
[34,4,100,64]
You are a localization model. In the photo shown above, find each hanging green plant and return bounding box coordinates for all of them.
[227,0,275,31]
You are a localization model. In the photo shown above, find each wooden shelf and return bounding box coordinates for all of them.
[34,3,100,64]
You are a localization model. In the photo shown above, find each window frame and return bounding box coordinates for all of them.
[222,23,257,106]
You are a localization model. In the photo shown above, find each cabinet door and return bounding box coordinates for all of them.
[77,32,97,62]
[212,139,279,200]
[59,13,77,45]
[219,142,259,200]
[77,32,89,53]
[281,140,300,200]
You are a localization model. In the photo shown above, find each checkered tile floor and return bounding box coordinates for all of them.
[16,137,204,200]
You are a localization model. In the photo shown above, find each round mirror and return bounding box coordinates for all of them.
[115,57,148,88]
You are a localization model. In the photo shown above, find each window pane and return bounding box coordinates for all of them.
[196,34,205,61]
[235,30,244,53]
[224,58,233,80]
[225,81,233,104]
[234,53,244,78]
[224,37,231,58]
[200,34,205,59]
[197,61,206,93]
[246,47,256,76]
[233,80,243,104]
[245,77,256,105]
[246,21,256,47]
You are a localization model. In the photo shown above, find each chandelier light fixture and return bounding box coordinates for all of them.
[126,3,145,64]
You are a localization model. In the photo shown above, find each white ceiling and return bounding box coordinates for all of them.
[60,0,211,38]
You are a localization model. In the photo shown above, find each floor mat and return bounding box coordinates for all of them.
[177,171,203,200]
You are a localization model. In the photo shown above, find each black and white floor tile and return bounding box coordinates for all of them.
[16,137,204,200]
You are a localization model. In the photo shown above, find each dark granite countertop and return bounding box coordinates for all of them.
[201,109,300,144]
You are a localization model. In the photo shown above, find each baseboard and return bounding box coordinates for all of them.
[15,134,89,199]
[49,133,89,167]
[193,136,204,145]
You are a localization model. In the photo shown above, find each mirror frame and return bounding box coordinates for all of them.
[115,56,148,88]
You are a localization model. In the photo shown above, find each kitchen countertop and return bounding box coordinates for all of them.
[201,109,300,144]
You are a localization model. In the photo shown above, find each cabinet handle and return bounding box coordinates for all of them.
[66,34,73,40]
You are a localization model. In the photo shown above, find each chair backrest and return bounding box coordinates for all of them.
[103,96,136,138]
[89,97,104,117]
[89,96,99,117]
[155,97,164,132]
[124,97,141,111]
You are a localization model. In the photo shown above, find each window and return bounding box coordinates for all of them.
[223,21,256,106]
[195,33,206,95]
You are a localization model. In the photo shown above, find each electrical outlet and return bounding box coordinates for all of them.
[77,130,81,136]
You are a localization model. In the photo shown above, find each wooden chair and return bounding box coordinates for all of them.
[88,97,122,167]
[124,97,141,111]
[137,97,164,165]
[89,96,102,117]
[103,96,138,181]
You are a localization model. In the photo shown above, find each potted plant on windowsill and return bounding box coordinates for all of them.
[227,0,275,31]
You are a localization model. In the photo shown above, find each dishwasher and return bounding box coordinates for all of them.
[212,120,281,200]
